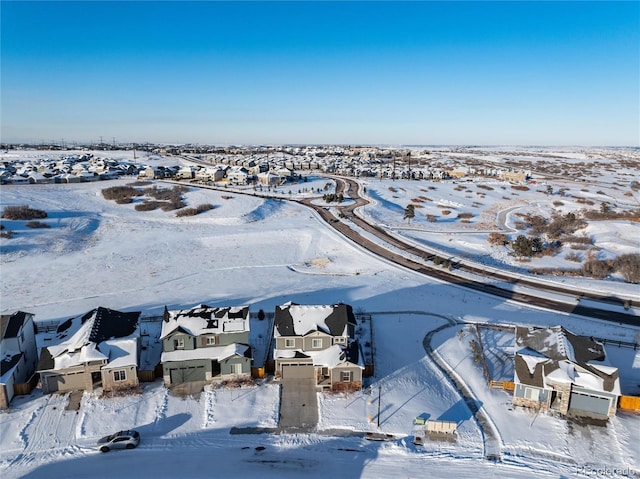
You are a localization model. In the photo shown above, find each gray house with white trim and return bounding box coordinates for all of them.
[512,325,620,419]
[273,302,363,391]
[160,305,252,385]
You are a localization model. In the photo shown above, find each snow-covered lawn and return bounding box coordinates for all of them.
[1,152,640,478]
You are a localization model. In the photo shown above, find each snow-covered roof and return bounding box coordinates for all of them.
[274,344,363,369]
[161,305,249,339]
[514,327,620,394]
[54,342,108,370]
[100,338,138,369]
[49,307,140,359]
[161,343,249,363]
[274,302,355,337]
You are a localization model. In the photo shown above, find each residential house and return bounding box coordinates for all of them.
[0,312,38,408]
[160,305,252,386]
[37,307,141,394]
[513,325,620,419]
[256,171,284,187]
[273,302,363,391]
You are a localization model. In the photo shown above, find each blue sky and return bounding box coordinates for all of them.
[2,1,638,146]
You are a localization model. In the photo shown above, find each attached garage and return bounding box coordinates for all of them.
[568,391,613,417]
[169,365,206,384]
[281,364,314,380]
[46,371,86,393]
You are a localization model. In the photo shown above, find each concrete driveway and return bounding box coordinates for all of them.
[279,376,318,430]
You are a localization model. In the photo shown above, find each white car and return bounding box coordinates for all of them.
[97,430,140,452]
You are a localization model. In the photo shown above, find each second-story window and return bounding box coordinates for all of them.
[312,338,323,349]
[174,338,185,349]
[284,338,295,348]
[206,336,219,346]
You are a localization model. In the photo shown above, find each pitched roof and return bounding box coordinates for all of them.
[161,343,250,363]
[274,303,356,337]
[515,325,605,365]
[47,307,140,359]
[1,352,23,379]
[514,326,619,394]
[160,305,250,339]
[1,311,31,339]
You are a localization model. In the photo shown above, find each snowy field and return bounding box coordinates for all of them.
[1,149,639,478]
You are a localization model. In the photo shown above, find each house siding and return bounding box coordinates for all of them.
[513,384,551,410]
[220,356,251,376]
[163,332,196,352]
[302,333,332,351]
[102,365,139,392]
[276,337,302,350]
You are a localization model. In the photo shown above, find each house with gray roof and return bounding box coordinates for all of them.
[512,325,620,419]
[37,307,141,394]
[1,311,38,408]
[273,302,363,391]
[160,305,252,386]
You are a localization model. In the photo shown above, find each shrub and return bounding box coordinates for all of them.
[614,253,640,283]
[26,221,50,228]
[425,214,437,222]
[477,184,494,191]
[560,235,592,245]
[176,208,198,217]
[511,185,529,191]
[135,201,164,211]
[457,212,473,220]
[196,203,214,213]
[441,210,451,215]
[553,201,564,207]
[582,258,614,279]
[565,252,582,262]
[2,205,47,220]
[488,232,508,246]
[176,204,215,217]
[0,230,15,239]
[102,186,142,201]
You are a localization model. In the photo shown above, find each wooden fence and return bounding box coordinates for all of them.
[619,395,640,411]
[489,380,514,391]
[13,373,39,396]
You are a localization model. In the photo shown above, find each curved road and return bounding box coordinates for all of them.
[298,176,637,324]
[166,168,638,325]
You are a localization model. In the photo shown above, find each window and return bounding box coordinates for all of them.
[206,336,219,346]
[231,363,243,375]
[524,387,540,401]
[284,338,295,348]
[341,371,352,382]
[113,370,126,382]
[333,337,346,345]
[312,338,323,349]
[174,338,185,349]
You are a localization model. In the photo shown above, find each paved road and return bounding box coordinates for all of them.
[164,173,637,324]
[299,176,638,324]
[279,377,318,430]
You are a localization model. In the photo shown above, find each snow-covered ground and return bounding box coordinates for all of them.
[1,150,639,478]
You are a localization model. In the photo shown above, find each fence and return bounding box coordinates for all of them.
[489,380,515,391]
[619,395,640,411]
[34,320,60,334]
[425,419,457,435]
[13,373,39,396]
